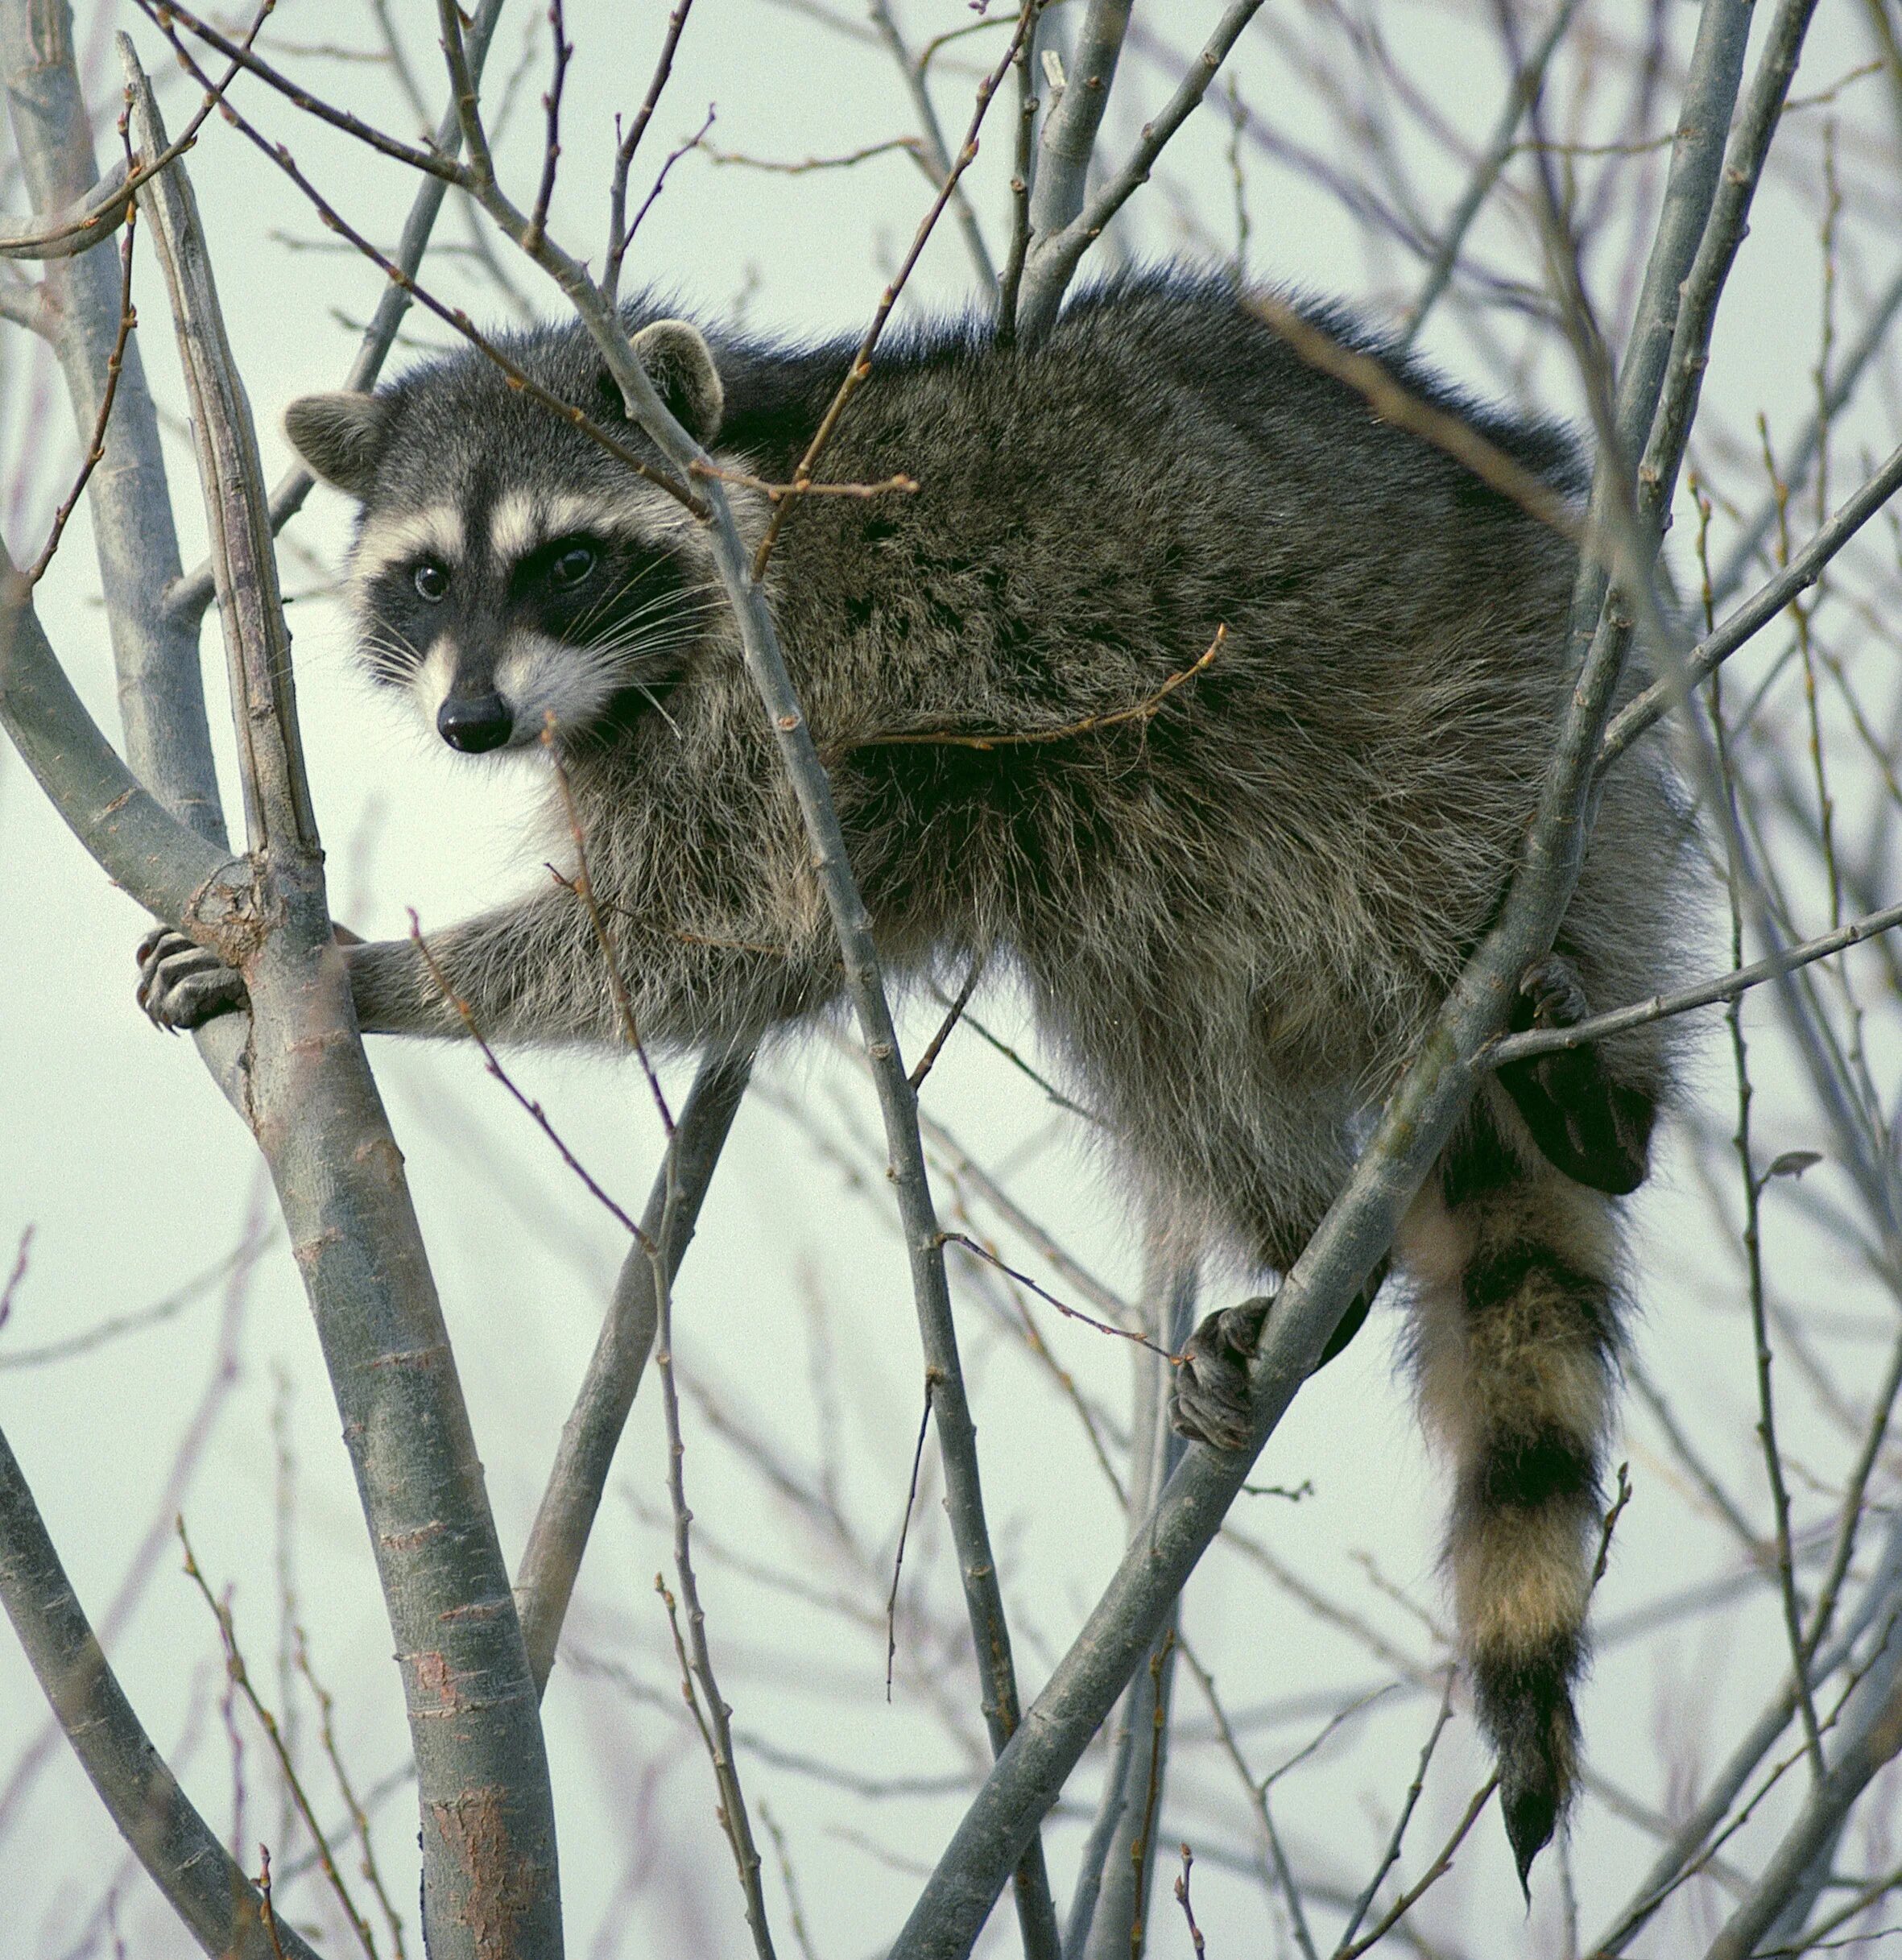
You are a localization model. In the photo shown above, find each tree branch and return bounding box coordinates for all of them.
[1488,897,1902,1065]
[0,566,241,927]
[515,1039,755,1693]
[160,0,511,626]
[0,1421,321,1960]
[887,6,1757,1948]
[1400,0,1586,349]
[423,7,1061,1946]
[867,0,998,290]
[124,43,564,1958]
[1598,436,1902,767]
[1014,0,1264,343]
[1703,1599,1902,1959]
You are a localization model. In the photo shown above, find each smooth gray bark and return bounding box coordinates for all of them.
[126,47,566,1958]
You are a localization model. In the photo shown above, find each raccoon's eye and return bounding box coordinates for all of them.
[550,541,597,588]
[413,560,450,602]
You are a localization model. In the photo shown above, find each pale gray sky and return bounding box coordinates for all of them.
[3,3,1900,1956]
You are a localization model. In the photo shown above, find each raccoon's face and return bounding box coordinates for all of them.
[342,488,707,753]
[283,318,726,755]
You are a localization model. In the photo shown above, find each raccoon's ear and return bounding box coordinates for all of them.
[283,391,391,498]
[629,319,724,446]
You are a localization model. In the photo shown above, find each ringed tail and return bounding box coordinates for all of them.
[1400,1090,1625,1888]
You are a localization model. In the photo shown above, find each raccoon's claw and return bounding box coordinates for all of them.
[1170,1297,1272,1453]
[1502,952,1654,1197]
[1519,953,1589,1032]
[1171,1274,1384,1450]
[136,927,248,1032]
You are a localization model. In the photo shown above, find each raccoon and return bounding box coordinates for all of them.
[139,271,1690,1882]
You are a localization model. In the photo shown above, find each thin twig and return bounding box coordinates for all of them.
[749,8,1034,577]
[1488,898,1902,1064]
[255,1846,290,1960]
[139,0,463,181]
[177,1521,380,1960]
[1172,1846,1206,1958]
[0,1423,315,1959]
[937,1231,1172,1356]
[886,1374,937,1702]
[1332,1680,1458,1954]
[134,19,703,515]
[1336,1779,1499,1960]
[1716,644,1827,1778]
[909,957,984,1090]
[837,626,1225,755]
[604,0,698,304]
[617,101,715,255]
[1601,437,1902,767]
[868,0,998,289]
[23,107,139,587]
[408,912,652,1247]
[1401,0,1587,348]
[653,1229,779,1960]
[524,0,569,249]
[0,1226,30,1336]
[294,1630,407,1960]
[515,1042,753,1693]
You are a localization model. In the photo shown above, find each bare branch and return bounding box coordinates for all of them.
[1332,1683,1458,1954]
[1017,0,1132,325]
[0,19,252,270]
[1335,1780,1497,1960]
[602,0,697,304]
[1489,896,1902,1064]
[163,0,512,626]
[1599,437,1902,767]
[1703,1608,1902,1960]
[177,1522,382,1960]
[515,1042,755,1692]
[0,1422,320,1960]
[126,45,564,1956]
[1400,0,1587,348]
[1,1,229,849]
[1015,0,1267,341]
[868,0,998,290]
[0,564,243,927]
[747,8,1032,577]
[139,0,466,183]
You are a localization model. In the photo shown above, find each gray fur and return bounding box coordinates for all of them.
[251,272,1693,1875]
[283,391,391,498]
[629,318,724,445]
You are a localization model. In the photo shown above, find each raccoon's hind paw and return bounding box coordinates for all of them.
[1519,953,1590,1034]
[1169,1297,1271,1453]
[1502,952,1655,1197]
[136,927,248,1032]
[1170,1276,1383,1449]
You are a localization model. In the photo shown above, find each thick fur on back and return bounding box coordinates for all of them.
[320,271,1695,1876]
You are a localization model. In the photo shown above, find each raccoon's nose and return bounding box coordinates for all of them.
[438,693,514,753]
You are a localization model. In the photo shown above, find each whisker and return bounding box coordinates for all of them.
[570,556,671,639]
[631,682,682,738]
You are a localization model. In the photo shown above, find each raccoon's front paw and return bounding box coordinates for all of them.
[1169,1297,1272,1453]
[136,927,248,1032]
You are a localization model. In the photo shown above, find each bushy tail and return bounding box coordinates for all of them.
[1399,1090,1624,1888]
